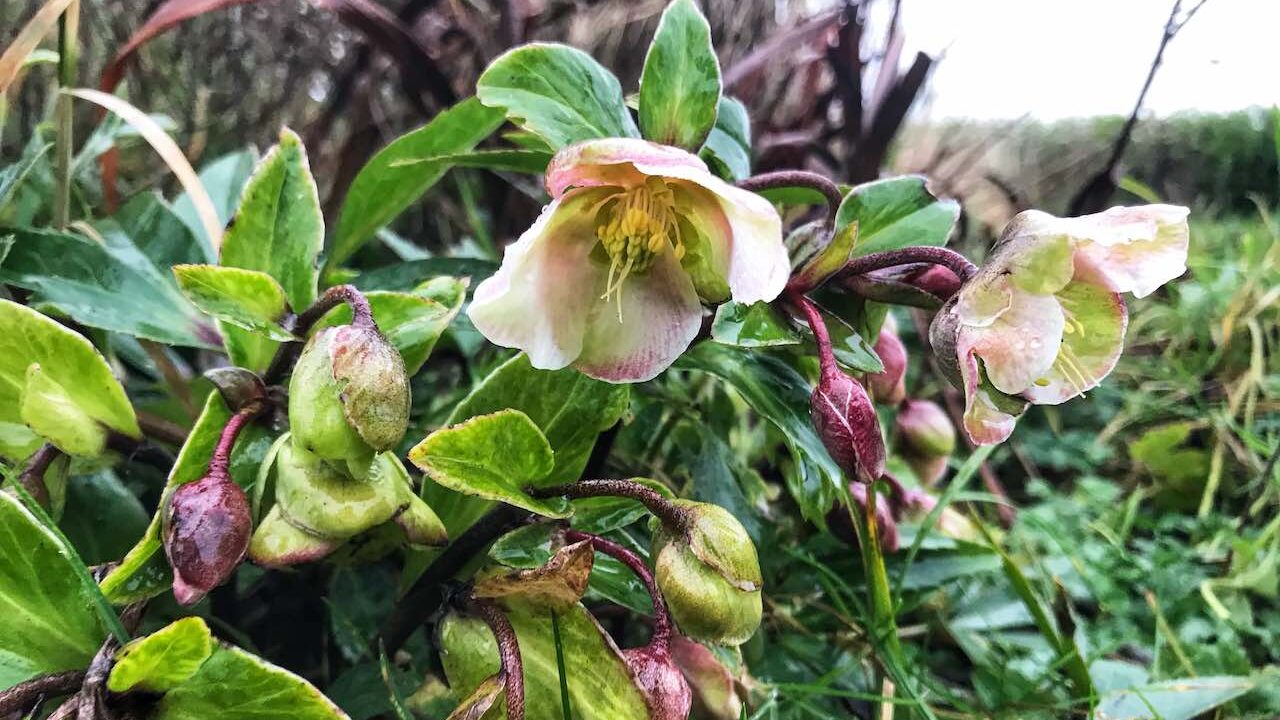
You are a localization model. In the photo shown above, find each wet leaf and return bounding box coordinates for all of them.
[108,617,214,694]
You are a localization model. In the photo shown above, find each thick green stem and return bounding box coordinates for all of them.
[53,0,79,229]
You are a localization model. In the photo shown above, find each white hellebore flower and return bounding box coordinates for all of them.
[931,205,1190,445]
[468,138,790,382]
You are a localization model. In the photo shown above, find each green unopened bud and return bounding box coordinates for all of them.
[289,324,409,462]
[273,441,403,539]
[653,501,762,645]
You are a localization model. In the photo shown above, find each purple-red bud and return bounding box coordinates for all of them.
[162,472,251,605]
[906,264,963,299]
[867,327,907,404]
[894,399,956,486]
[623,644,692,720]
[810,368,886,484]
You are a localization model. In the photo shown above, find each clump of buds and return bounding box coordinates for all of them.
[288,319,410,466]
[653,500,763,646]
[162,407,259,605]
[894,398,957,486]
[866,319,907,404]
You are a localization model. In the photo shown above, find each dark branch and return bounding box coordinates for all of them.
[737,170,843,227]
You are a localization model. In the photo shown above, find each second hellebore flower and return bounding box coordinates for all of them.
[931,205,1190,445]
[469,138,790,382]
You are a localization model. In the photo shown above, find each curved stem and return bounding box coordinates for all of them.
[0,670,86,716]
[566,530,672,649]
[790,293,839,379]
[207,403,265,478]
[18,444,63,508]
[531,480,688,534]
[839,246,978,284]
[737,170,842,227]
[263,284,374,385]
[472,600,525,720]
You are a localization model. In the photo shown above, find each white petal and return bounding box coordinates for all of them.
[1050,205,1189,298]
[467,189,611,370]
[965,290,1065,397]
[573,250,703,383]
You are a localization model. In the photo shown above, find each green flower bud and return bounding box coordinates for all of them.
[653,501,762,645]
[288,324,409,462]
[273,441,403,539]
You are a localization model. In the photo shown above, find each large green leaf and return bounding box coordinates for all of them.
[174,265,294,341]
[1094,676,1254,720]
[477,43,639,149]
[172,148,257,250]
[59,471,150,565]
[0,300,140,460]
[100,392,274,605]
[108,617,214,694]
[699,96,750,181]
[638,0,721,150]
[20,363,108,456]
[711,301,800,348]
[155,645,348,720]
[332,98,505,268]
[0,226,218,348]
[0,492,106,689]
[439,601,650,720]
[218,128,323,371]
[118,191,213,268]
[409,410,567,519]
[354,258,497,293]
[421,354,628,535]
[677,343,842,521]
[834,176,960,258]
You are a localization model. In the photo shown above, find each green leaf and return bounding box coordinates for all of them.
[0,300,139,458]
[793,218,857,290]
[0,142,50,215]
[59,470,150,565]
[117,191,213,267]
[100,392,274,604]
[699,96,751,181]
[219,128,324,371]
[409,409,567,519]
[638,0,722,150]
[0,226,218,348]
[174,265,294,341]
[477,43,640,149]
[354,257,497,293]
[810,288,885,373]
[423,354,628,535]
[677,343,842,521]
[312,285,462,375]
[20,363,108,457]
[172,148,257,249]
[155,645,348,720]
[439,602,650,720]
[108,617,214,694]
[390,149,552,175]
[0,491,106,688]
[333,98,505,268]
[1094,676,1254,720]
[711,301,800,348]
[834,176,959,258]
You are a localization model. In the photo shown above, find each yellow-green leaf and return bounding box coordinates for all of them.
[174,264,294,341]
[107,617,214,694]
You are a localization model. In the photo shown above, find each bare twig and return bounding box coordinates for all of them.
[0,670,86,716]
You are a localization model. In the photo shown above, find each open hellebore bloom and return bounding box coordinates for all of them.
[931,205,1189,445]
[469,138,789,382]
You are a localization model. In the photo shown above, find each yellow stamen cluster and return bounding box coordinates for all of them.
[1034,305,1091,395]
[595,178,684,321]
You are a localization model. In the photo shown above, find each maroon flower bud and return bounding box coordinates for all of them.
[623,644,693,720]
[866,325,907,404]
[810,368,886,485]
[906,264,962,299]
[162,472,251,605]
[894,399,957,486]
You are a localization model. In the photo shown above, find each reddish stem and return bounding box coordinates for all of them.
[531,480,689,534]
[565,530,672,649]
[737,170,843,227]
[263,284,375,385]
[473,600,525,720]
[17,444,63,508]
[791,293,840,380]
[839,246,977,284]
[207,403,265,478]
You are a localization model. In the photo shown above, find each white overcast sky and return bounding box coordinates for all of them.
[863,0,1280,120]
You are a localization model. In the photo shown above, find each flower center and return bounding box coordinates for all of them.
[594,178,684,321]
[1034,311,1091,396]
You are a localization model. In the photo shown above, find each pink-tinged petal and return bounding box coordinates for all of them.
[1065,205,1190,298]
[651,167,787,305]
[1023,282,1129,404]
[957,345,1022,446]
[574,249,703,382]
[468,188,613,370]
[987,211,1075,295]
[965,289,1064,397]
[546,138,708,198]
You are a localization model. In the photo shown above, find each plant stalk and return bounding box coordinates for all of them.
[53,0,79,229]
[839,246,978,284]
[531,479,688,534]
